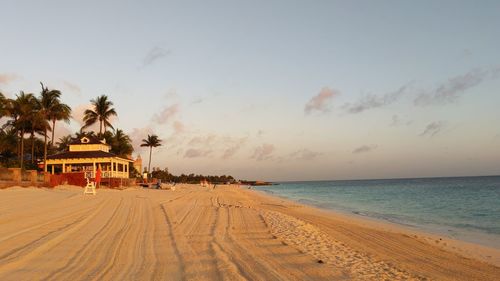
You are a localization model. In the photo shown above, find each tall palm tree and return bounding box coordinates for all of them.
[140,134,162,174]
[39,83,71,147]
[11,92,37,169]
[48,101,71,147]
[39,82,65,170]
[3,96,18,153]
[28,105,50,164]
[82,95,117,135]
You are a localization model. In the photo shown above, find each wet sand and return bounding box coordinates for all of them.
[0,184,498,280]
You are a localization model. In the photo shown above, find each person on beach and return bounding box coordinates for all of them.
[95,166,102,188]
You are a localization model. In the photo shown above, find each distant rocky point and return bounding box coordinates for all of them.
[240,180,276,186]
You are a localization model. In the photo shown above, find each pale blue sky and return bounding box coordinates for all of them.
[1,1,499,180]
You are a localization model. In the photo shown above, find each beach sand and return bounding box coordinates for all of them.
[0,185,498,280]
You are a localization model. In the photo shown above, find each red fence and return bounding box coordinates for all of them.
[1,169,133,189]
[49,173,87,187]
[50,173,133,188]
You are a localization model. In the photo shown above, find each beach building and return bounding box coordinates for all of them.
[45,136,133,186]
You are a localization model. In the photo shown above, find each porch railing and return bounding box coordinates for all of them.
[84,171,128,179]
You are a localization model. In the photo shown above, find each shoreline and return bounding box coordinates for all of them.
[247,187,500,268]
[253,187,500,251]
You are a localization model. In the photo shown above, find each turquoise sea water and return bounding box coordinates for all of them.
[254,176,500,248]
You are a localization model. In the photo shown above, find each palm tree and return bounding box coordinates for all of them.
[11,92,37,169]
[56,135,73,153]
[140,134,162,175]
[0,92,6,119]
[39,82,66,170]
[28,106,50,164]
[49,103,71,147]
[75,130,95,139]
[0,128,18,164]
[111,129,133,157]
[3,96,18,153]
[0,128,17,151]
[39,83,71,147]
[82,95,117,135]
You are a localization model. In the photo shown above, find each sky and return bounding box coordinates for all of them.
[1,0,499,181]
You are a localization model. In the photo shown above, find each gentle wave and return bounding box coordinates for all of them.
[255,176,500,248]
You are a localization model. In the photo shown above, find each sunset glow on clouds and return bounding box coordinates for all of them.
[1,1,499,180]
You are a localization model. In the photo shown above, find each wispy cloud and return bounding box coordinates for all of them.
[251,143,275,161]
[459,49,473,58]
[288,149,322,161]
[390,115,401,126]
[62,81,81,95]
[222,137,247,159]
[419,121,446,137]
[188,134,217,146]
[191,97,204,105]
[173,121,185,134]
[390,114,413,127]
[304,87,339,114]
[414,68,498,106]
[71,104,91,127]
[352,145,378,154]
[342,84,410,114]
[53,123,73,143]
[163,88,178,99]
[182,133,250,160]
[142,47,171,67]
[128,126,155,151]
[184,148,212,158]
[0,73,20,84]
[152,104,179,124]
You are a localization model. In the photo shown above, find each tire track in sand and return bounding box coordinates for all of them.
[159,202,186,279]
[41,197,125,280]
[0,197,106,245]
[0,197,110,276]
[209,199,249,281]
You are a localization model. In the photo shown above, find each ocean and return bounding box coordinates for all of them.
[254,176,500,248]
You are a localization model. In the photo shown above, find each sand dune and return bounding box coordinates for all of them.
[0,185,498,280]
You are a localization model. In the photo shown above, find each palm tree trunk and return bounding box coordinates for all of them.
[51,119,56,147]
[20,129,25,169]
[17,130,21,157]
[30,132,35,164]
[99,121,103,136]
[148,146,152,174]
[43,127,48,172]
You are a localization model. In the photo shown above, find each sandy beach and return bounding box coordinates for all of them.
[0,185,498,280]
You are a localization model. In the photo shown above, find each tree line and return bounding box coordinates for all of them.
[0,83,71,169]
[149,168,236,184]
[1,83,236,183]
[0,84,162,174]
